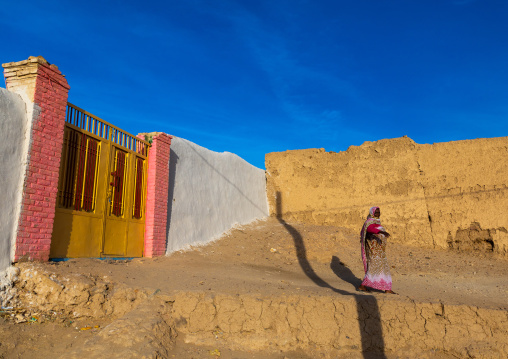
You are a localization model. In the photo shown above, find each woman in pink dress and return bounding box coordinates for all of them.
[358,206,396,294]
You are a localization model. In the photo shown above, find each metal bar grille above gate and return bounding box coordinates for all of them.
[66,103,149,156]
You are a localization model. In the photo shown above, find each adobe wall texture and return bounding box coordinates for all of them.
[170,291,508,358]
[0,89,28,270]
[166,137,269,253]
[266,136,508,254]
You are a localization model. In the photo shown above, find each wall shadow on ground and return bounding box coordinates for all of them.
[276,191,386,358]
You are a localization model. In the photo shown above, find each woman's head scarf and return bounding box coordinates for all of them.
[368,206,380,219]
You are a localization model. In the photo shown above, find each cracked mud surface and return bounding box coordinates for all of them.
[1,218,507,358]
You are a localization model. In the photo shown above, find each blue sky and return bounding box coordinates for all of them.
[2,0,507,168]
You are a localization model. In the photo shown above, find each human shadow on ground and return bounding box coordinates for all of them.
[275,191,387,359]
[330,256,362,289]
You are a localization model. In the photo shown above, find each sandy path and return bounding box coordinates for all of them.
[47,218,507,309]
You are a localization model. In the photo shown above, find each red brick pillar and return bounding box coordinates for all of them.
[2,56,70,261]
[143,133,172,257]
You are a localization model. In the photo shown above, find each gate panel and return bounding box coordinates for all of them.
[50,103,149,258]
[103,146,129,256]
[126,155,146,257]
[51,127,109,257]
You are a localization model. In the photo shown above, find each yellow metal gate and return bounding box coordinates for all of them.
[50,103,150,258]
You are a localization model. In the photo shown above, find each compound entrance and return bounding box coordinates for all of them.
[50,103,150,258]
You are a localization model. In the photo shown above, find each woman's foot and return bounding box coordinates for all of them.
[357,285,370,292]
[384,290,397,294]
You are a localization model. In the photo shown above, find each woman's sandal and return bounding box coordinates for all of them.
[357,285,370,292]
[384,290,398,295]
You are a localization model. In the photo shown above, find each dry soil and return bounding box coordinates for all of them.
[0,218,507,358]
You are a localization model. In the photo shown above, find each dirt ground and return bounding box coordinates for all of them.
[1,217,507,358]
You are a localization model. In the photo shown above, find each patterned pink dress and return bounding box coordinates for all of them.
[360,207,392,291]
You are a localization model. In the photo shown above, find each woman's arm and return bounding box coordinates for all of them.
[366,224,381,244]
[366,224,380,234]
[367,224,390,237]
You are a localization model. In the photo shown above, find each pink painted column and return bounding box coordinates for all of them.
[2,56,70,261]
[143,133,172,257]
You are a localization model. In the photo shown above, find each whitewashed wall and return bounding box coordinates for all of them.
[0,89,28,271]
[166,137,268,253]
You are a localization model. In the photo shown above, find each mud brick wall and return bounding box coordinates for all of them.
[2,56,70,261]
[170,291,508,357]
[416,138,508,251]
[265,136,508,254]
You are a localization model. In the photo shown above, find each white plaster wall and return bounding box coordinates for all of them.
[166,137,269,253]
[0,89,28,270]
